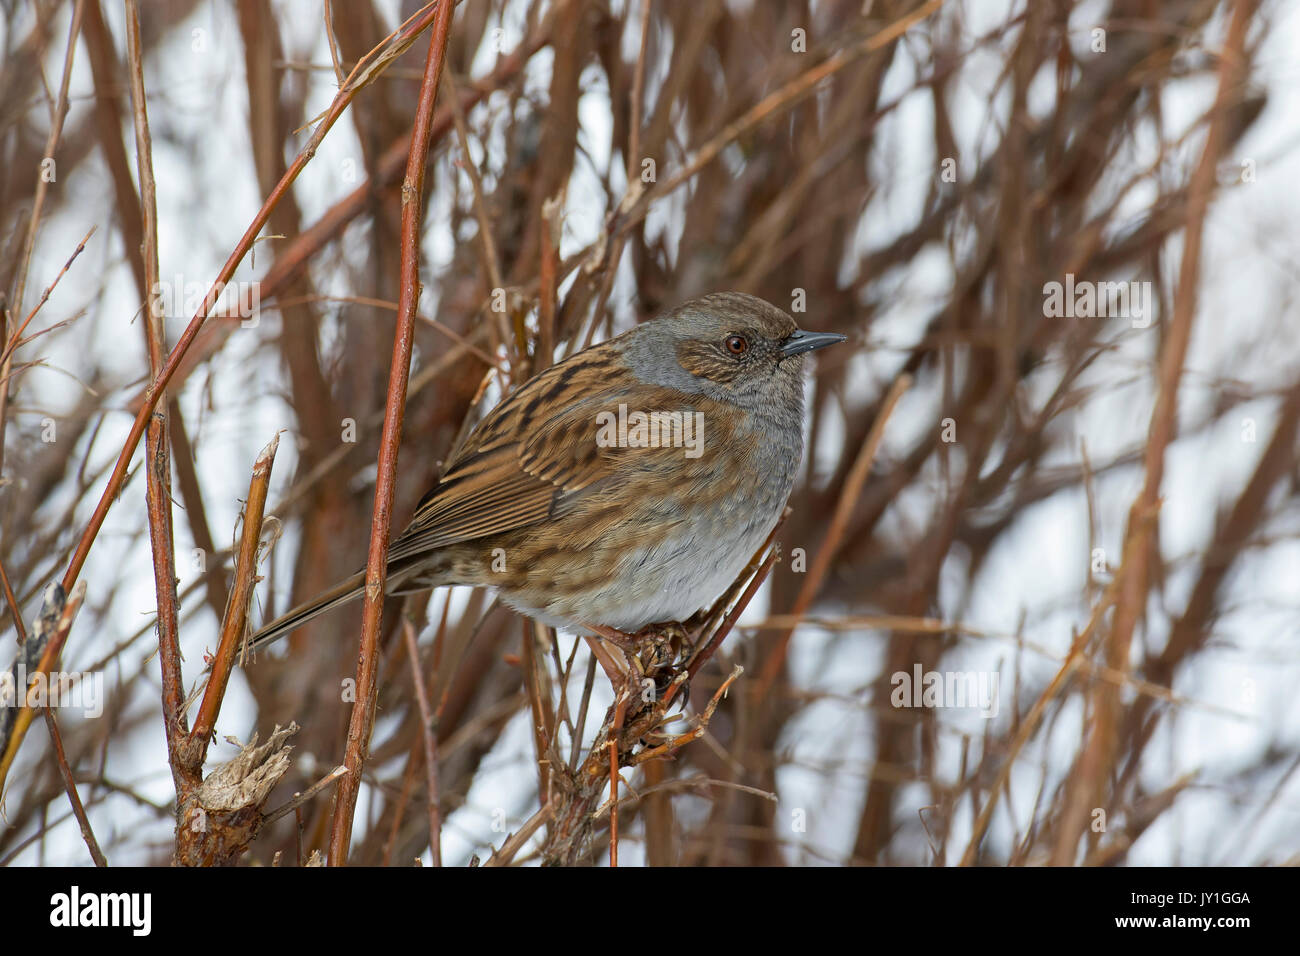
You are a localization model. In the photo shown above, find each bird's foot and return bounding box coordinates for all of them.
[583,621,691,714]
[587,622,682,668]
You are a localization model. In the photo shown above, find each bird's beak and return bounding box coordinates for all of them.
[780,329,847,358]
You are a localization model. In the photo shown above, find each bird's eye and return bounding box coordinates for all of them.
[725,335,748,355]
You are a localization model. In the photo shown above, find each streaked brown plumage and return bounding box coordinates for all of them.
[247,292,844,652]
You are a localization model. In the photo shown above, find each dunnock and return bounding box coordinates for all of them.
[248,292,844,652]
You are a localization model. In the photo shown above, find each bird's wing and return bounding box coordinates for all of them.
[386,345,674,562]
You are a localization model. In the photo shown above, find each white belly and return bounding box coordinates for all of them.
[502,509,779,633]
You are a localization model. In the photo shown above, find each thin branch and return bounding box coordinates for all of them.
[125,0,188,801]
[265,764,348,826]
[402,618,442,866]
[42,707,106,867]
[328,0,457,866]
[0,0,86,480]
[482,802,555,867]
[186,434,279,765]
[0,582,86,794]
[0,226,96,369]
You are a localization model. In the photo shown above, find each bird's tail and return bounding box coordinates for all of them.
[245,570,368,655]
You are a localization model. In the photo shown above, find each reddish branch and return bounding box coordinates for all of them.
[186,435,279,765]
[327,0,457,865]
[124,0,188,795]
[44,706,107,866]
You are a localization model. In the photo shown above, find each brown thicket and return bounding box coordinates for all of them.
[1,0,1295,866]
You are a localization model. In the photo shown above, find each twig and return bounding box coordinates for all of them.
[630,666,743,767]
[402,618,442,866]
[960,582,1117,865]
[607,691,631,867]
[0,556,26,644]
[568,654,597,772]
[443,68,520,370]
[614,0,944,244]
[322,0,346,87]
[265,765,348,826]
[0,582,87,795]
[627,0,653,178]
[676,549,777,707]
[42,707,106,866]
[328,0,457,866]
[483,802,555,867]
[0,0,86,481]
[522,620,554,808]
[186,435,279,764]
[536,194,562,373]
[125,0,188,799]
[0,226,96,369]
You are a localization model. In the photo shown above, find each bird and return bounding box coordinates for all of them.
[246,292,845,654]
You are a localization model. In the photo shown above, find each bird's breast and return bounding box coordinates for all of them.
[491,409,802,632]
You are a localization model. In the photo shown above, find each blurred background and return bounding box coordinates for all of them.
[2,0,1298,866]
